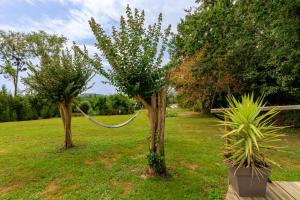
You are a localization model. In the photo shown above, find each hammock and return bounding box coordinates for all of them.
[76,106,141,128]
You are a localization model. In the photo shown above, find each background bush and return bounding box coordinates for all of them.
[76,94,134,116]
[0,89,135,122]
[79,101,91,114]
[0,86,58,122]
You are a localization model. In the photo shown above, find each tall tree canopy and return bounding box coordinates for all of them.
[171,0,300,112]
[89,5,171,175]
[24,45,94,148]
[0,30,66,96]
[0,31,30,96]
[27,31,67,57]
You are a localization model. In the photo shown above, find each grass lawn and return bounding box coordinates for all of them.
[0,110,299,200]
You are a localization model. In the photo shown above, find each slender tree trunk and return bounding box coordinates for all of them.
[137,89,167,175]
[157,89,166,158]
[13,63,21,96]
[13,70,18,96]
[58,102,74,148]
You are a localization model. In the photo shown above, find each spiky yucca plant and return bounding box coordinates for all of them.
[222,94,284,173]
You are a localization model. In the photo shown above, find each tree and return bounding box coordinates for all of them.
[171,0,300,110]
[26,30,67,57]
[0,31,30,96]
[89,5,171,175]
[170,51,239,112]
[0,30,66,96]
[24,45,95,148]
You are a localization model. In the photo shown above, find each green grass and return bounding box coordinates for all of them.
[0,110,299,200]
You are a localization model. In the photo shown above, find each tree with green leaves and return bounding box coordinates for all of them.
[88,5,171,175]
[0,31,31,96]
[24,45,95,148]
[26,30,67,57]
[0,30,66,96]
[171,0,300,111]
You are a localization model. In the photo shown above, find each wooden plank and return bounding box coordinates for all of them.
[275,182,300,199]
[265,182,294,200]
[293,182,300,188]
[289,182,300,192]
[261,105,300,111]
[226,182,300,200]
[226,185,240,200]
[265,185,281,200]
[249,197,266,200]
[211,105,300,113]
[236,195,253,200]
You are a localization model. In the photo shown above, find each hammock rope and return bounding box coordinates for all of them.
[76,106,141,128]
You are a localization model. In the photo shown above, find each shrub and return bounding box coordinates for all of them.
[79,101,92,114]
[222,94,284,172]
[78,94,134,116]
[108,94,134,115]
[0,86,59,122]
[276,110,300,128]
[93,96,110,115]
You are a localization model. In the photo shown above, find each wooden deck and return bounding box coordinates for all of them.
[226,181,300,200]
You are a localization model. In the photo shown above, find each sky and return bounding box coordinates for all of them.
[0,0,196,95]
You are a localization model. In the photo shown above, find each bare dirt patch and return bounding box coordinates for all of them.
[111,181,133,197]
[180,160,199,171]
[84,158,96,166]
[99,155,117,169]
[41,180,62,200]
[85,154,120,169]
[0,181,24,196]
[120,182,133,196]
[99,148,125,169]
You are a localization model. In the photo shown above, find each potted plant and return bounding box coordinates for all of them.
[221,94,283,197]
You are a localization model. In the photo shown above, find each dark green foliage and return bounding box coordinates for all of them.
[28,95,59,119]
[12,96,37,121]
[277,110,300,128]
[39,102,59,119]
[172,0,300,110]
[0,86,59,122]
[0,87,16,121]
[77,94,134,115]
[90,96,110,115]
[147,150,166,175]
[0,87,35,121]
[107,94,134,115]
[79,101,91,114]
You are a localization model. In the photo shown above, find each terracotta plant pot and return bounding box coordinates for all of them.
[227,163,271,197]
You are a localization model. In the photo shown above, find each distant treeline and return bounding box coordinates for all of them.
[0,86,59,122]
[0,86,135,122]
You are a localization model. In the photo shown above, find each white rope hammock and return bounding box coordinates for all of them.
[76,106,141,128]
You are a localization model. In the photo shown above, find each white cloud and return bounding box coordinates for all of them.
[0,0,196,94]
[1,0,195,41]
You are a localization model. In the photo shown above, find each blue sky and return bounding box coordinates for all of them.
[0,0,196,95]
